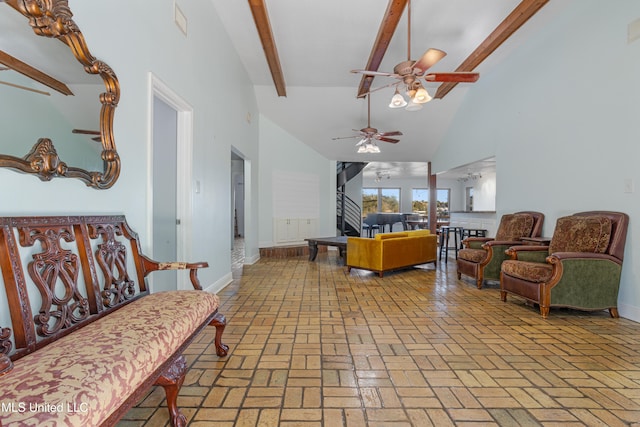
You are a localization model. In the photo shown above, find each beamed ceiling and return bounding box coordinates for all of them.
[211,0,559,177]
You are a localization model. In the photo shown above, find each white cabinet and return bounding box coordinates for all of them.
[297,218,318,241]
[274,218,318,244]
[274,218,299,243]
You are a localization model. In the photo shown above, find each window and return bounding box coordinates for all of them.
[411,188,428,214]
[437,188,450,221]
[362,188,378,215]
[410,188,450,221]
[362,188,400,214]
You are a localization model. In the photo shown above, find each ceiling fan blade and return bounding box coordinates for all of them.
[378,130,403,137]
[424,72,480,83]
[375,136,400,144]
[412,48,447,75]
[361,81,400,97]
[350,69,396,77]
[331,135,359,141]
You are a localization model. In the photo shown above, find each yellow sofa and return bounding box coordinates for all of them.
[346,230,438,277]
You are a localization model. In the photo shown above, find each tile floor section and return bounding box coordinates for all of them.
[119,246,640,426]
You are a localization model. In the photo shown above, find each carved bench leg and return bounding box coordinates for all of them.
[155,355,187,427]
[210,311,229,357]
[0,354,12,376]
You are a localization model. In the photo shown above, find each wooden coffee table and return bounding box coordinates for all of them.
[305,236,348,261]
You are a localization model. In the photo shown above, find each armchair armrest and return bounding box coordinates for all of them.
[505,245,550,262]
[140,255,210,290]
[547,252,622,266]
[463,237,492,249]
[483,240,527,249]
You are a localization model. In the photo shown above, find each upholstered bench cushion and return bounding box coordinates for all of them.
[502,260,553,283]
[548,215,612,254]
[494,213,534,241]
[458,248,487,263]
[0,290,219,427]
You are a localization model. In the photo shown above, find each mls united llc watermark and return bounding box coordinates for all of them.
[1,401,89,414]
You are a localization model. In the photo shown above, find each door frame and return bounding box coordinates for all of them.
[147,73,193,290]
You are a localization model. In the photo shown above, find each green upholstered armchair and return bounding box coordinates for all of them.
[500,211,629,318]
[457,211,544,289]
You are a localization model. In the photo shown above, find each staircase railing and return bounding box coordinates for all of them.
[336,161,366,236]
[337,190,361,236]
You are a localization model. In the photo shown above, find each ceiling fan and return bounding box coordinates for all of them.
[332,94,401,153]
[351,0,479,111]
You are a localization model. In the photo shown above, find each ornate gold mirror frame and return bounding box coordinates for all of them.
[1,0,120,189]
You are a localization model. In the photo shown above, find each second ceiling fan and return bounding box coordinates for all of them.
[332,94,401,154]
[351,0,479,110]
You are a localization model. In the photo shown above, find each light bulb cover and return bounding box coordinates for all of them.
[413,86,432,104]
[388,91,407,108]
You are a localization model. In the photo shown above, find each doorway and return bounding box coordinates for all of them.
[149,73,194,291]
[152,96,177,292]
[231,149,246,268]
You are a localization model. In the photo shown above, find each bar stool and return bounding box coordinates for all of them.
[438,226,463,262]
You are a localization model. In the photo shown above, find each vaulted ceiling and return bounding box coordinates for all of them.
[211,0,556,172]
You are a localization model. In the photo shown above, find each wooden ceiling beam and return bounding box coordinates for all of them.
[248,0,287,97]
[435,0,549,99]
[356,0,408,98]
[0,50,73,96]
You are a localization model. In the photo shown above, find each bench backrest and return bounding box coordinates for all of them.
[0,216,150,361]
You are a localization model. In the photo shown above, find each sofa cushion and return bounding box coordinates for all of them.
[0,290,219,426]
[548,215,612,254]
[494,214,534,241]
[502,260,553,283]
[375,232,408,240]
[458,248,487,263]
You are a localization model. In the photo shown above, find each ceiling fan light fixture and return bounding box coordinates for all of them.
[388,88,407,108]
[367,143,381,153]
[413,85,432,104]
[357,140,381,154]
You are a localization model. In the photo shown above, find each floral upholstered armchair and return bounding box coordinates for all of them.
[500,211,629,318]
[457,211,544,289]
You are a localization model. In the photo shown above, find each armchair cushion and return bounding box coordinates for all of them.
[494,213,535,241]
[501,260,553,283]
[458,248,487,263]
[548,215,611,254]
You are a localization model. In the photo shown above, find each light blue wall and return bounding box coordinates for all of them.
[432,0,640,321]
[258,114,335,247]
[0,0,259,291]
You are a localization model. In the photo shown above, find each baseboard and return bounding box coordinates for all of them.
[203,272,233,294]
[619,302,640,323]
[245,253,260,264]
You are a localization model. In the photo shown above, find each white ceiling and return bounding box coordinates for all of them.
[209,0,561,176]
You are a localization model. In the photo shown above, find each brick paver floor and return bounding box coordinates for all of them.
[119,249,640,426]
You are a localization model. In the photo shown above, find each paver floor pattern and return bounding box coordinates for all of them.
[119,248,640,426]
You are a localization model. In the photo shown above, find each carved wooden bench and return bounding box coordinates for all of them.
[0,215,228,426]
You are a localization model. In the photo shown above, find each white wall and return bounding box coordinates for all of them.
[432,0,640,321]
[0,0,259,292]
[258,114,335,247]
